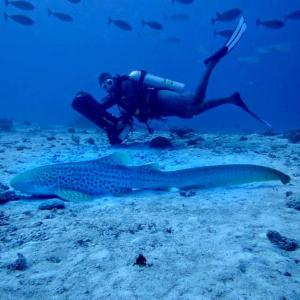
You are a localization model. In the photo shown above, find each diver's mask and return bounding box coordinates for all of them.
[101,78,114,92]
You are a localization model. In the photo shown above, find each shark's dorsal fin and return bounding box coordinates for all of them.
[97,152,130,166]
[54,189,93,202]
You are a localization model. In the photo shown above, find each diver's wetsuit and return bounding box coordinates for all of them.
[99,59,254,121]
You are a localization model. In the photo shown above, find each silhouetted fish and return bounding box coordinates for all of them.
[142,20,163,30]
[67,0,80,3]
[48,9,73,22]
[5,0,34,10]
[108,17,132,31]
[163,37,181,44]
[214,29,234,38]
[285,10,300,21]
[238,55,260,64]
[212,9,242,24]
[256,19,284,29]
[165,13,190,21]
[172,0,194,4]
[4,11,34,25]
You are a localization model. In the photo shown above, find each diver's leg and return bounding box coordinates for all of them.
[193,17,247,105]
[193,92,272,128]
[193,60,218,105]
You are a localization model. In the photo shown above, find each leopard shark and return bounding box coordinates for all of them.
[10,152,290,201]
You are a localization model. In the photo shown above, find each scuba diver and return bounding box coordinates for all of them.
[72,17,271,145]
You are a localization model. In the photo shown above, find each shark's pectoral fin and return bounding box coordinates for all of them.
[54,189,93,202]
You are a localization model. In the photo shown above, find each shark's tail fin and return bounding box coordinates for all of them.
[169,164,290,189]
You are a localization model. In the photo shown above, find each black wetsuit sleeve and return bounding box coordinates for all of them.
[119,80,139,123]
[99,95,117,110]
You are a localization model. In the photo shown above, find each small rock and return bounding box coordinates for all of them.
[284,272,292,277]
[76,239,91,247]
[165,228,172,234]
[68,128,76,133]
[267,230,299,251]
[239,136,248,141]
[16,146,26,151]
[0,118,13,131]
[286,191,293,197]
[71,135,80,145]
[86,137,95,145]
[262,130,278,136]
[38,199,65,210]
[134,254,147,267]
[283,129,300,143]
[0,183,9,193]
[7,253,27,271]
[170,128,194,138]
[179,189,196,197]
[46,256,61,263]
[237,260,247,273]
[0,211,9,226]
[187,136,205,146]
[0,191,18,204]
[46,136,56,141]
[149,136,172,149]
[286,197,300,211]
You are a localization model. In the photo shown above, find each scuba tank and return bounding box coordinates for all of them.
[128,70,185,93]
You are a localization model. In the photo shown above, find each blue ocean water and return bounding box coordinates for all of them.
[1,0,299,132]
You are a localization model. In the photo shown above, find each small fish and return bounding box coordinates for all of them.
[214,29,234,38]
[238,55,261,64]
[3,11,34,25]
[5,0,34,10]
[142,20,163,30]
[172,0,194,4]
[163,37,181,44]
[10,152,290,202]
[108,17,132,31]
[67,0,80,3]
[254,43,291,55]
[256,19,285,29]
[165,13,190,22]
[48,9,73,22]
[212,9,242,24]
[285,10,300,21]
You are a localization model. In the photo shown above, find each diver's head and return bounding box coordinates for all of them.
[99,72,115,93]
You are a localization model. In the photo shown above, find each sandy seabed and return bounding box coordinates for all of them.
[0,125,299,300]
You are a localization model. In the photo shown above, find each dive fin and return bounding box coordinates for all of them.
[204,16,246,65]
[226,16,247,51]
[232,92,272,129]
[55,189,93,202]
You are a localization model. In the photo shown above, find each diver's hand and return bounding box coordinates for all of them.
[116,119,125,130]
[75,91,90,98]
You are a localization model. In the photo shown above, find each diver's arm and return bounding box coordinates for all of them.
[99,95,117,110]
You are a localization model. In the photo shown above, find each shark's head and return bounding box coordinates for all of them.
[10,167,54,195]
